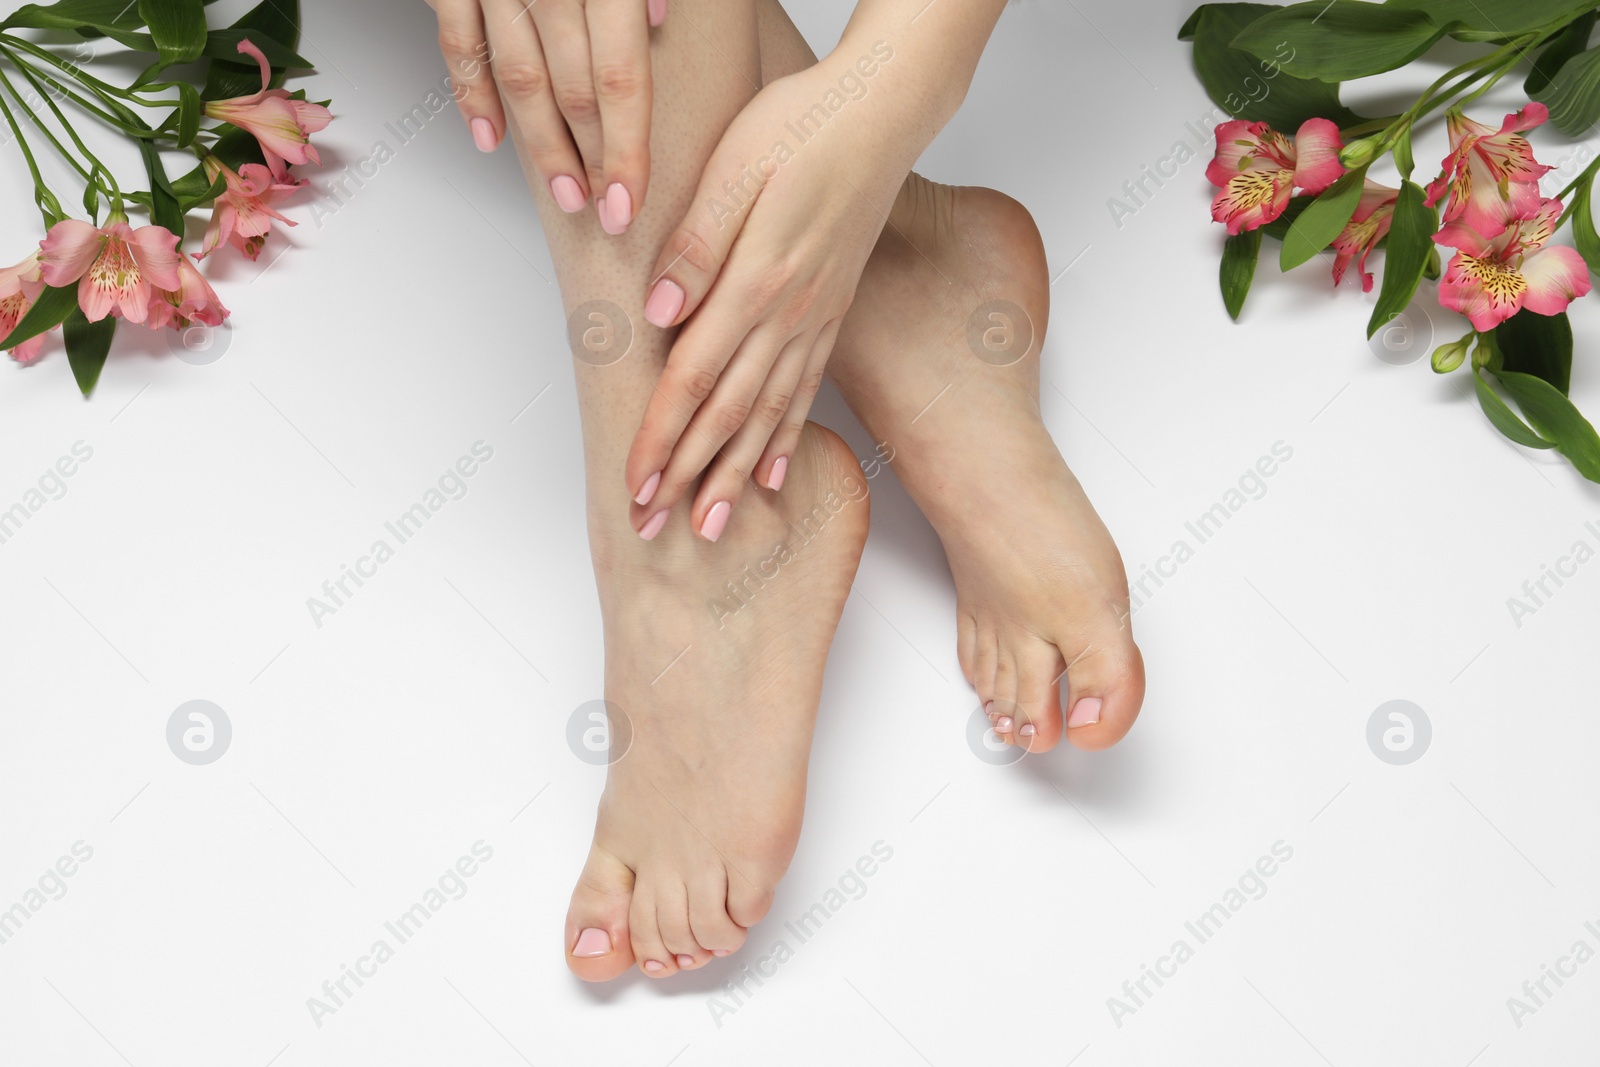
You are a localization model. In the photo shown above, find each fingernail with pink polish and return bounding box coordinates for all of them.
[675,954,695,968]
[639,511,669,541]
[700,501,731,542]
[643,959,665,973]
[550,175,586,213]
[573,928,611,957]
[766,456,788,491]
[634,471,661,506]
[600,183,633,235]
[644,279,684,327]
[648,0,668,26]
[471,117,498,153]
[995,716,1013,734]
[1067,697,1102,728]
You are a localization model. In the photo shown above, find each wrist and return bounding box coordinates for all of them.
[801,39,953,174]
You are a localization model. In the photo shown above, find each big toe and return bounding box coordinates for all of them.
[1062,638,1145,752]
[565,846,637,982]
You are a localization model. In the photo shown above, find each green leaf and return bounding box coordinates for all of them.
[139,0,207,67]
[1495,368,1600,480]
[1572,177,1600,274]
[139,138,184,235]
[1495,310,1574,394]
[1533,44,1600,135]
[1220,228,1262,320]
[1422,245,1441,281]
[1475,371,1557,449]
[1180,4,1365,129]
[1394,126,1415,181]
[173,81,201,147]
[63,308,115,397]
[1260,194,1313,241]
[0,284,78,352]
[1232,2,1449,82]
[1281,167,1367,271]
[204,28,311,70]
[1,0,148,31]
[1367,181,1436,339]
[1527,10,1598,95]
[202,0,300,101]
[1388,0,1599,38]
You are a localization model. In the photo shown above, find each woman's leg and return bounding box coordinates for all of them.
[511,0,869,981]
[755,0,1146,752]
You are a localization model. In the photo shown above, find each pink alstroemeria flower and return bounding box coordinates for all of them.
[205,40,331,178]
[38,219,182,324]
[1425,104,1552,239]
[1434,198,1591,331]
[147,254,230,331]
[200,158,301,261]
[1332,181,1400,292]
[1207,118,1346,235]
[1,251,48,364]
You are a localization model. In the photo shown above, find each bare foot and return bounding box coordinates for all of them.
[829,176,1145,753]
[565,423,869,980]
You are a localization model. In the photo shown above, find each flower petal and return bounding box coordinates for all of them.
[127,226,183,291]
[1290,118,1345,195]
[38,220,103,286]
[1519,245,1592,317]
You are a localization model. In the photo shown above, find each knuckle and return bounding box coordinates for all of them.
[436,26,481,61]
[755,387,792,426]
[796,365,826,403]
[668,226,719,280]
[593,63,645,103]
[675,364,720,405]
[495,61,549,100]
[708,398,752,437]
[554,85,600,123]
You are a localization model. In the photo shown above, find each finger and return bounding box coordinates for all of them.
[640,135,770,329]
[625,293,755,510]
[533,3,608,216]
[754,317,836,491]
[586,0,652,230]
[689,326,818,535]
[630,323,788,539]
[433,0,504,152]
[482,0,589,212]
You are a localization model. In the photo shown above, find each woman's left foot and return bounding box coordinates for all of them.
[828,176,1145,751]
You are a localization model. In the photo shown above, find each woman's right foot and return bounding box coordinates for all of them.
[829,176,1145,752]
[565,423,869,981]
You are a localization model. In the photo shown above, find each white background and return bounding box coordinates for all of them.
[2,1,1598,1064]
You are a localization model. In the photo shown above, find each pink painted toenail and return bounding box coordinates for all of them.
[699,501,731,542]
[1019,723,1036,738]
[639,511,669,541]
[995,716,1013,733]
[634,470,661,506]
[766,456,788,491]
[676,954,695,968]
[713,949,730,957]
[1068,697,1102,728]
[573,928,611,957]
[643,959,666,973]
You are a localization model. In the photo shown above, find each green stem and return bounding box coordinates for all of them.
[0,44,163,139]
[1556,155,1600,202]
[0,33,171,111]
[4,56,122,197]
[0,62,91,184]
[0,77,60,224]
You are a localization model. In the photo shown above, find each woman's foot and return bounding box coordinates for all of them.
[829,176,1145,753]
[565,423,869,981]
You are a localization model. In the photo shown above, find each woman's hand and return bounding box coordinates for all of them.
[624,51,923,541]
[427,0,665,232]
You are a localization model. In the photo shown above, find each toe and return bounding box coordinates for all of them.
[689,871,748,958]
[628,880,678,978]
[565,846,638,983]
[725,865,775,930]
[973,629,999,709]
[1010,640,1065,752]
[656,880,710,971]
[1062,640,1145,752]
[957,612,977,688]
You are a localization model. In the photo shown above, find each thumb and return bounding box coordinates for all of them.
[641,143,768,329]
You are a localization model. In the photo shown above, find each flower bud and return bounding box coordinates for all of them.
[1339,136,1381,170]
[1431,335,1470,374]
